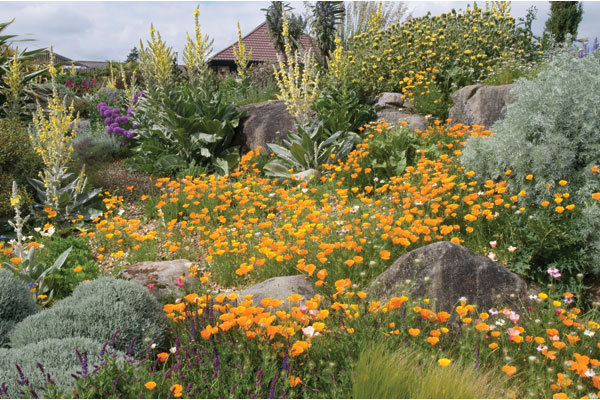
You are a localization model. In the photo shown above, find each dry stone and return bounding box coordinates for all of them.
[449,84,515,127]
[376,109,428,131]
[234,100,294,155]
[232,275,318,309]
[120,259,193,295]
[367,241,529,313]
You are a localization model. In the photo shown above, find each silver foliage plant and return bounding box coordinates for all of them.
[461,45,600,272]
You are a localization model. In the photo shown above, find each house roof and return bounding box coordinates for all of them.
[36,50,72,64]
[74,60,108,70]
[210,21,318,63]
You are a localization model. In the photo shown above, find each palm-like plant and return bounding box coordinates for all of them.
[262,2,306,62]
[309,1,345,67]
[0,19,47,119]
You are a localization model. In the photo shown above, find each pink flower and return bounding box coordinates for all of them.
[302,326,319,339]
[508,246,517,253]
[489,241,497,248]
[147,283,155,290]
[298,305,308,314]
[508,312,520,324]
[176,276,184,288]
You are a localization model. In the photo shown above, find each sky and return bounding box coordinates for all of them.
[2,1,600,63]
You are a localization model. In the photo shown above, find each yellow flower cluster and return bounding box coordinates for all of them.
[183,6,213,86]
[2,49,23,114]
[327,37,346,82]
[139,23,174,92]
[273,13,320,125]
[29,50,79,210]
[342,1,541,95]
[233,21,252,80]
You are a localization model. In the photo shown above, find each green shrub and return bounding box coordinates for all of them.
[10,277,166,355]
[333,125,418,190]
[40,236,100,300]
[129,81,246,176]
[313,83,376,135]
[0,337,106,398]
[461,47,600,290]
[343,4,541,98]
[0,119,43,218]
[353,344,507,399]
[0,268,38,347]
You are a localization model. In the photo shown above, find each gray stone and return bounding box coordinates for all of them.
[97,87,122,104]
[375,92,404,109]
[367,241,528,313]
[376,109,428,132]
[69,118,91,134]
[120,259,193,295]
[237,275,317,309]
[234,100,294,155]
[449,84,515,128]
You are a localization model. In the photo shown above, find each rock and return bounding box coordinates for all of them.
[70,119,91,134]
[120,259,193,295]
[376,109,428,132]
[237,275,318,309]
[367,241,528,313]
[97,87,122,104]
[375,92,404,109]
[234,100,295,155]
[449,84,515,128]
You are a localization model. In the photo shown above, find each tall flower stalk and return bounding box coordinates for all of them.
[29,49,79,212]
[273,13,320,125]
[233,21,252,80]
[139,24,174,93]
[2,48,23,118]
[7,181,30,260]
[183,6,213,88]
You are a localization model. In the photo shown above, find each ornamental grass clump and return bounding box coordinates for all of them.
[9,277,166,355]
[353,344,508,398]
[0,268,38,347]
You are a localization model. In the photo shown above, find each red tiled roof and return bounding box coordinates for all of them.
[211,21,318,62]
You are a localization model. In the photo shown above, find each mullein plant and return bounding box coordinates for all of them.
[273,11,320,127]
[139,24,174,94]
[233,21,252,81]
[2,48,23,119]
[28,49,100,224]
[183,5,213,89]
[29,49,79,213]
[2,181,71,306]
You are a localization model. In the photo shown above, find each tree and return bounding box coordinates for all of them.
[308,1,345,67]
[262,2,306,62]
[126,46,139,63]
[543,1,584,44]
[338,1,410,44]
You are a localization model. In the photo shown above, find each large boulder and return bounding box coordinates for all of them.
[236,275,318,309]
[234,100,294,155]
[375,92,405,109]
[120,259,194,295]
[449,84,515,128]
[376,109,428,132]
[367,241,528,313]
